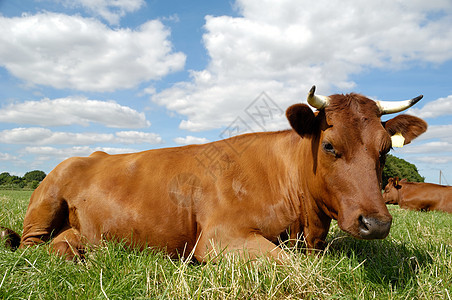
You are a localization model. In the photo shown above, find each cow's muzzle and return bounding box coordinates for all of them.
[358,215,392,239]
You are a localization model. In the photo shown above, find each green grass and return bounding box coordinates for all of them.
[1,190,451,299]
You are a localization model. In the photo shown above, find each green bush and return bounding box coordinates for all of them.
[382,154,424,187]
[0,170,46,190]
[23,170,46,183]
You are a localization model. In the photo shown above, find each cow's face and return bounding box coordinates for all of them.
[287,88,427,240]
[383,178,402,204]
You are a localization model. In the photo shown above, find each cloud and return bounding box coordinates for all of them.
[152,0,452,132]
[398,141,452,154]
[173,135,209,145]
[19,145,141,171]
[415,156,452,164]
[0,152,23,163]
[115,131,162,144]
[415,124,452,141]
[56,0,145,25]
[0,97,150,128]
[24,146,138,160]
[407,95,452,118]
[0,128,162,145]
[394,122,452,173]
[0,12,185,92]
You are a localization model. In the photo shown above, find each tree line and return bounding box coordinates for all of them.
[0,170,47,190]
[0,155,424,191]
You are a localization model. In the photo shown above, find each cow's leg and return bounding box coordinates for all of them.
[50,227,85,261]
[194,230,289,263]
[20,192,69,248]
[302,214,331,252]
[237,234,290,263]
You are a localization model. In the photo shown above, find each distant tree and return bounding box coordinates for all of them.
[8,175,24,188]
[0,170,46,190]
[23,170,46,183]
[0,172,11,185]
[30,180,40,190]
[382,154,424,188]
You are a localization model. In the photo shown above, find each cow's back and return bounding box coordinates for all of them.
[400,182,452,212]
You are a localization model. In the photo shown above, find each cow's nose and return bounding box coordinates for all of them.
[358,215,392,239]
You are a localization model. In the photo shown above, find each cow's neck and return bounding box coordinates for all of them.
[273,130,329,218]
[276,130,333,244]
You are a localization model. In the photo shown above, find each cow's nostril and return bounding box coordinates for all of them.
[358,215,391,239]
[358,215,369,231]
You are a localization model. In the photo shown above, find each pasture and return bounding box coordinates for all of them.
[1,190,451,299]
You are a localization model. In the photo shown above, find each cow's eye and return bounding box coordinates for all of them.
[322,142,336,155]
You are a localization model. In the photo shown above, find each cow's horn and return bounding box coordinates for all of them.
[307,85,330,110]
[376,95,423,115]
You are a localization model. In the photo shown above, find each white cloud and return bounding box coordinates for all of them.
[407,95,452,119]
[24,146,138,161]
[394,121,452,174]
[0,128,162,145]
[20,145,140,172]
[415,156,452,164]
[56,0,145,25]
[0,12,185,92]
[152,0,452,132]
[0,152,23,163]
[115,131,162,144]
[398,141,452,154]
[173,135,209,145]
[0,97,150,128]
[416,124,452,141]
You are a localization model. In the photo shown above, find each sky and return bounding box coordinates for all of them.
[0,0,451,184]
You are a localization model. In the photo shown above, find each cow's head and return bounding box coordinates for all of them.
[383,177,403,204]
[286,86,427,240]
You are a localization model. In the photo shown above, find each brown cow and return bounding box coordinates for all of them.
[384,177,452,213]
[1,86,427,262]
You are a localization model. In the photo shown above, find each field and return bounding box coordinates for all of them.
[1,190,451,299]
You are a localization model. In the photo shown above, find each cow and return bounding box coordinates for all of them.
[384,177,452,213]
[1,86,427,262]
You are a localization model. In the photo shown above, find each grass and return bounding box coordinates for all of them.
[1,190,451,299]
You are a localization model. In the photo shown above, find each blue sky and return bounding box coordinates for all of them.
[0,0,451,184]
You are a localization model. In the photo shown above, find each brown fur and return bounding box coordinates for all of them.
[2,93,427,262]
[1,226,20,250]
[384,178,452,213]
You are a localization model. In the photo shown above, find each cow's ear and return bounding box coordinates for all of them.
[393,177,403,189]
[286,104,317,137]
[383,114,427,145]
[387,177,394,186]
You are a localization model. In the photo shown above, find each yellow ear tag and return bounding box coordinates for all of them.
[391,132,405,148]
